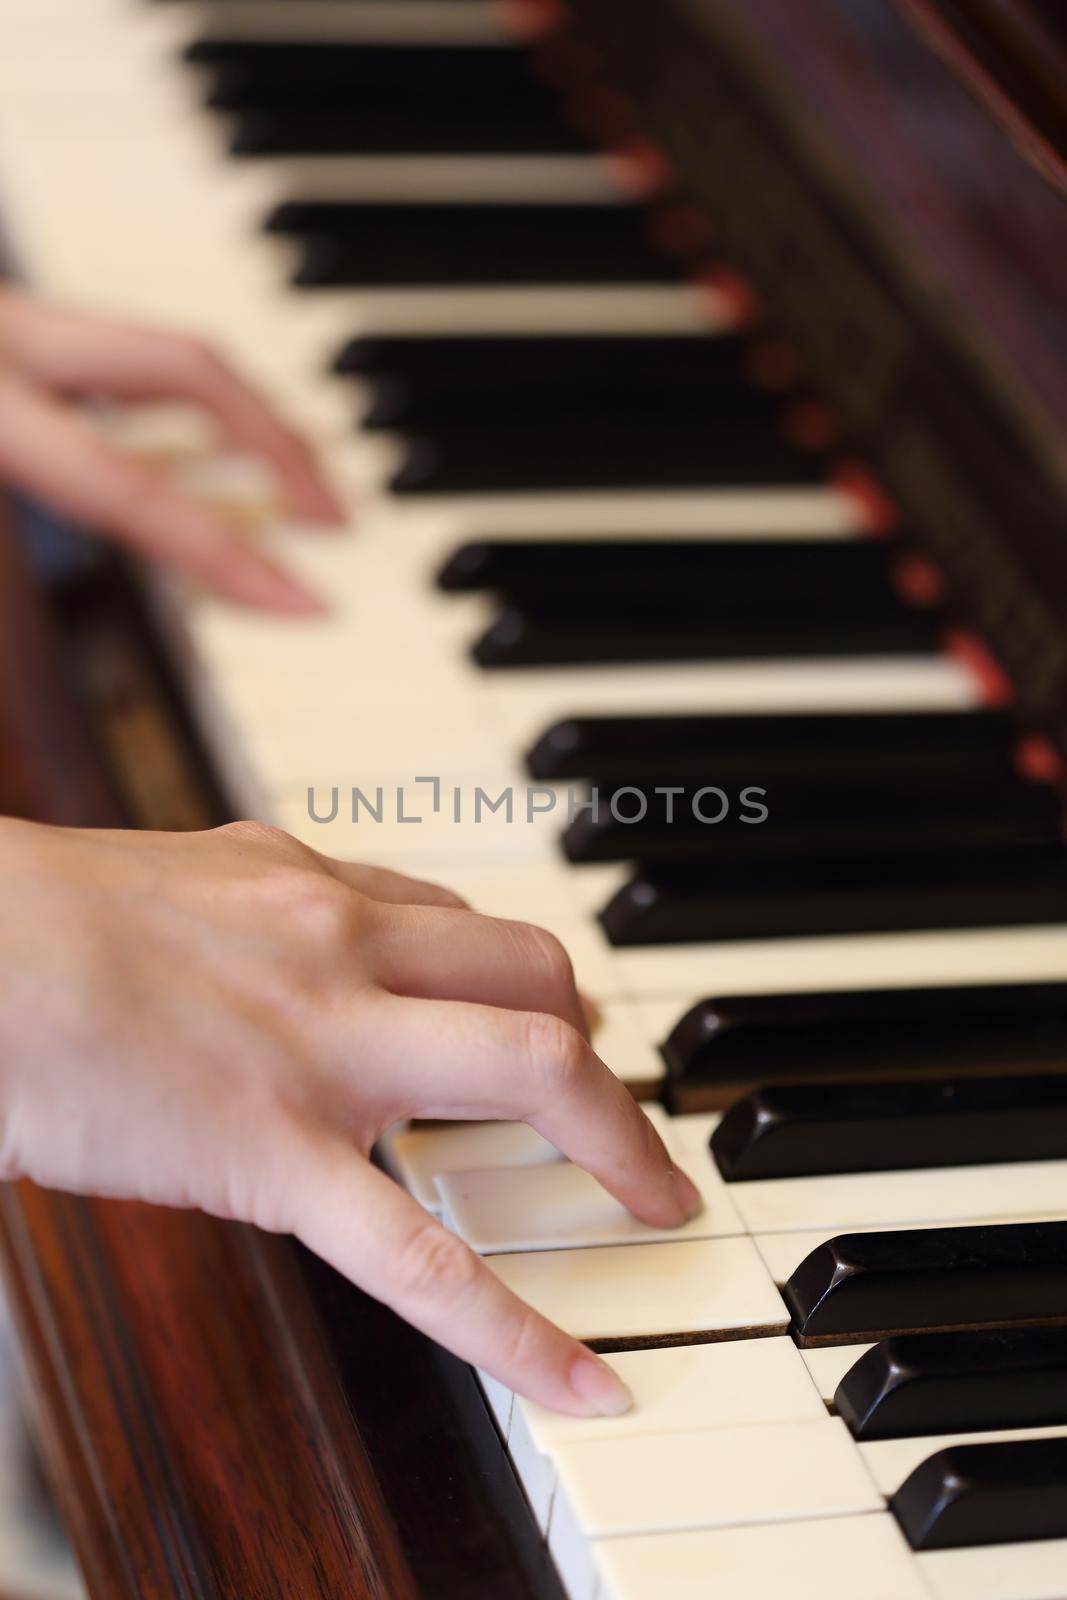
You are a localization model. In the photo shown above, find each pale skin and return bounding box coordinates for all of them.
[0,293,702,1416]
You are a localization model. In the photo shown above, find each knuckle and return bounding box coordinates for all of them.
[219,819,293,854]
[521,1010,589,1096]
[396,1220,482,1307]
[288,875,367,946]
[420,880,468,910]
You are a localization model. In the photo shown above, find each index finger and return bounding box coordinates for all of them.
[288,1136,634,1418]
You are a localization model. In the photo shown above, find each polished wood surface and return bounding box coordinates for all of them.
[0,524,117,828]
[0,1190,416,1600]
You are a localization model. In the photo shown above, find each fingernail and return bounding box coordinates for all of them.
[671,1165,704,1222]
[570,1354,633,1417]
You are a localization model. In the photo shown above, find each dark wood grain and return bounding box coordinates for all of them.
[0,1189,417,1600]
[0,525,118,827]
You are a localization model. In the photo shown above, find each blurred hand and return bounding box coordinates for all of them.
[0,818,701,1416]
[0,286,344,610]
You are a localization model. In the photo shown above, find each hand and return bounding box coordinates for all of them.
[0,818,701,1416]
[0,287,344,610]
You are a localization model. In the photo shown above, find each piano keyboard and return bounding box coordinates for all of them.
[5,2,1067,1597]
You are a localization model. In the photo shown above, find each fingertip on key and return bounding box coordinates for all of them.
[569,1353,634,1418]
[671,1165,704,1222]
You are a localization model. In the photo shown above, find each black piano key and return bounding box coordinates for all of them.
[392,421,826,493]
[339,330,752,377]
[187,41,556,110]
[784,1221,1067,1343]
[599,843,1067,946]
[891,1438,1067,1549]
[268,202,675,288]
[229,107,586,157]
[710,1077,1067,1183]
[345,336,783,429]
[525,708,1018,783]
[336,333,760,393]
[663,983,1067,1108]
[836,1328,1067,1441]
[439,539,901,611]
[189,42,585,157]
[474,609,940,667]
[563,775,1058,862]
[363,371,780,430]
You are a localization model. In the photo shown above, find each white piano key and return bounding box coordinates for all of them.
[587,1002,665,1091]
[666,1112,721,1158]
[920,1537,1067,1600]
[437,1142,743,1254]
[595,1514,928,1600]
[258,154,625,205]
[552,1419,883,1600]
[521,1337,825,1452]
[383,1103,672,1213]
[508,1338,826,1529]
[549,1418,881,1575]
[430,484,861,537]
[861,1425,1067,1497]
[485,655,979,756]
[801,1344,875,1405]
[488,1237,788,1344]
[731,1159,1067,1237]
[187,1,508,46]
[379,1121,565,1214]
[614,925,1067,1003]
[299,284,721,339]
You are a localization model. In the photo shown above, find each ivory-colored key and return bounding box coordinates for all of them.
[485,655,977,757]
[186,1,508,47]
[732,1160,1067,1236]
[437,1146,743,1253]
[507,1338,825,1530]
[379,1122,564,1214]
[613,924,1067,1002]
[919,1537,1067,1600]
[595,1513,928,1600]
[488,1237,788,1345]
[800,1343,875,1404]
[548,1418,882,1600]
[382,1105,673,1214]
[256,153,628,205]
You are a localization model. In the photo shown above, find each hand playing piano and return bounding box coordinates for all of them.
[0,817,703,1417]
[0,286,344,610]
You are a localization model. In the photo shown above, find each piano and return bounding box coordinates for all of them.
[2,0,1067,1596]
